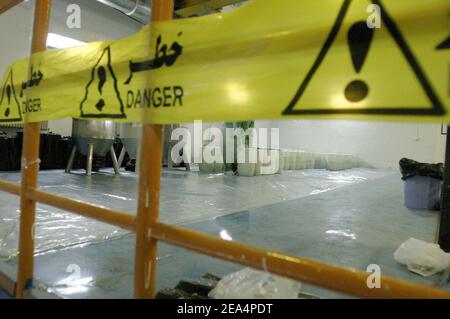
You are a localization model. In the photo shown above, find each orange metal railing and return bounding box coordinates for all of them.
[0,0,24,14]
[0,0,449,299]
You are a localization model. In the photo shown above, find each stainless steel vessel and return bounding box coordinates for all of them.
[66,119,120,175]
[73,120,116,156]
[119,123,141,160]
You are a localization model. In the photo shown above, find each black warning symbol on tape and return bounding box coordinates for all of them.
[436,36,450,50]
[344,21,373,103]
[283,0,445,117]
[80,46,126,119]
[0,69,22,123]
[435,35,449,98]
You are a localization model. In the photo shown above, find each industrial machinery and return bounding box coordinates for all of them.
[66,119,121,176]
[118,123,141,170]
[118,123,191,171]
[119,123,141,160]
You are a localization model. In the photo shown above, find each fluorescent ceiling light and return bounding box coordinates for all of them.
[46,33,85,49]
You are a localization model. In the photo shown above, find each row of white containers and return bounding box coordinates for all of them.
[280,150,364,171]
[236,150,367,177]
[198,148,367,176]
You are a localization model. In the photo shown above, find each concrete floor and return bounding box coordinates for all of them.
[0,168,392,259]
[0,168,447,298]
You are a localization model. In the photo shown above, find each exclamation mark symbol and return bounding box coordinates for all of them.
[5,85,11,117]
[344,21,374,102]
[96,66,106,111]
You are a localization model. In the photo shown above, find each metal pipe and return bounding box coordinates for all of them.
[0,178,136,231]
[96,0,151,24]
[86,143,94,176]
[134,0,173,299]
[65,145,77,174]
[16,0,52,299]
[151,222,450,299]
[28,188,136,231]
[0,0,23,14]
[0,271,16,297]
[117,146,127,168]
[0,180,21,196]
[1,178,136,231]
[110,145,121,175]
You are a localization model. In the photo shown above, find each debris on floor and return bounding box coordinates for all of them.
[209,268,301,299]
[156,271,321,299]
[156,273,220,299]
[394,238,450,277]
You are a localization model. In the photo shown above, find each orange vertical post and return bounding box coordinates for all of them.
[16,0,52,299]
[134,0,174,299]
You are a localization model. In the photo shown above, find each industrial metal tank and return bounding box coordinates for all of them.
[72,119,116,156]
[66,119,120,175]
[119,123,141,160]
[118,124,192,171]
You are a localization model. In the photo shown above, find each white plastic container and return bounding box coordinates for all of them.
[258,149,280,175]
[282,151,290,170]
[295,151,314,170]
[295,152,305,170]
[238,147,257,177]
[238,163,256,176]
[326,154,344,171]
[276,150,283,174]
[254,149,263,176]
[314,153,327,169]
[254,160,262,176]
[288,151,297,171]
[305,153,315,169]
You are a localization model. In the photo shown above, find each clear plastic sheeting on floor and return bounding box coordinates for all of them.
[0,168,395,260]
[20,173,444,299]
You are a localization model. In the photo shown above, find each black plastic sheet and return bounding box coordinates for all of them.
[399,158,444,181]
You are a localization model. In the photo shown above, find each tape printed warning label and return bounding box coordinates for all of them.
[0,0,448,124]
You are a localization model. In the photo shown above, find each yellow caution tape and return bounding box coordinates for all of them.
[0,0,449,125]
[0,26,152,124]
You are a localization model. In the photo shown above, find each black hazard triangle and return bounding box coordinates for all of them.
[283,0,445,116]
[0,69,22,123]
[80,46,126,119]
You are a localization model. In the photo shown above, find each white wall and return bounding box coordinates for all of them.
[0,1,35,74]
[256,119,446,169]
[49,0,142,43]
[0,0,142,136]
[180,119,447,169]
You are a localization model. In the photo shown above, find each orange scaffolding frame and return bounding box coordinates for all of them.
[0,0,449,299]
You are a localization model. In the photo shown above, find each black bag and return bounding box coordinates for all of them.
[399,157,444,181]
